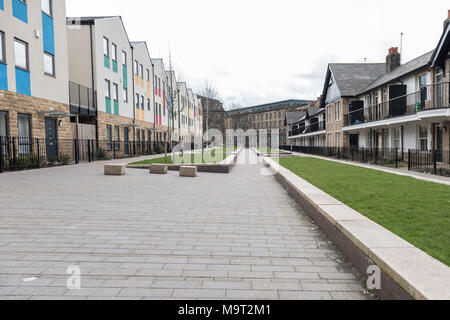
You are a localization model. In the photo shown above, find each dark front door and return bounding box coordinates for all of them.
[124,127,129,155]
[45,117,58,162]
[349,134,359,149]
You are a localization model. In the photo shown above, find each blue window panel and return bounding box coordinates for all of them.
[42,13,55,55]
[0,0,4,11]
[0,64,8,91]
[12,0,28,23]
[15,68,30,96]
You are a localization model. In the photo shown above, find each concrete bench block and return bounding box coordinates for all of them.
[104,164,126,176]
[180,166,197,177]
[150,164,168,174]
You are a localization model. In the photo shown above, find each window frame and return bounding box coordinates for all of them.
[122,51,127,66]
[111,43,117,62]
[0,110,9,138]
[41,0,52,17]
[419,126,428,151]
[43,52,55,77]
[106,124,112,151]
[103,37,109,57]
[123,87,128,102]
[112,83,118,102]
[104,79,111,99]
[0,31,5,64]
[14,38,29,71]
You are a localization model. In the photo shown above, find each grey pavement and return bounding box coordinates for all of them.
[0,150,371,300]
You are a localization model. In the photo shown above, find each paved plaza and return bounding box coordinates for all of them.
[0,150,370,300]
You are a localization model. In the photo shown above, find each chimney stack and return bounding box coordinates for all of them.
[386,47,401,73]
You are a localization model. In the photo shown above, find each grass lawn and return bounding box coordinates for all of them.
[130,147,237,165]
[258,148,290,154]
[280,156,450,266]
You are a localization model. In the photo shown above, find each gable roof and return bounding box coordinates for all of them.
[430,20,450,69]
[329,63,386,96]
[360,51,434,95]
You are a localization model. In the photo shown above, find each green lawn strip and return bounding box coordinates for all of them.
[258,148,289,154]
[280,156,450,266]
[129,149,232,165]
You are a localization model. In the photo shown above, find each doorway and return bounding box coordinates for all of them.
[124,127,129,155]
[45,117,58,162]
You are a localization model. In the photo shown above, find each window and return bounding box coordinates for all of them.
[0,31,5,63]
[418,74,427,88]
[392,127,400,149]
[41,0,52,16]
[147,99,150,111]
[114,125,120,150]
[106,125,112,151]
[111,43,117,62]
[419,126,428,151]
[43,52,54,76]
[146,69,150,81]
[123,88,128,102]
[112,83,118,101]
[140,64,143,78]
[141,96,144,110]
[103,37,109,57]
[135,93,139,108]
[122,51,127,65]
[134,61,138,75]
[104,79,110,99]
[0,111,8,137]
[18,114,31,155]
[14,39,29,70]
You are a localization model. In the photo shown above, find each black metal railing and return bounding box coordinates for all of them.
[69,81,97,116]
[280,145,450,177]
[290,121,326,137]
[0,136,172,173]
[344,82,450,127]
[281,146,404,168]
[408,149,450,177]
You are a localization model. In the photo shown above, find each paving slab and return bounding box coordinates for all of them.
[0,150,368,300]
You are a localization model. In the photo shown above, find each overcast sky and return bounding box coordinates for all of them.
[66,0,449,109]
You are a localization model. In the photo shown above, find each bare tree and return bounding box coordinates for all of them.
[199,81,222,143]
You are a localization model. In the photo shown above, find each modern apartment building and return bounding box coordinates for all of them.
[338,13,449,159]
[131,41,154,151]
[288,107,326,147]
[152,58,169,143]
[66,16,134,153]
[320,63,386,148]
[0,0,72,154]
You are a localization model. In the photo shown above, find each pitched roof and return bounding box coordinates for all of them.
[286,111,306,125]
[430,19,450,68]
[328,63,386,97]
[360,51,434,94]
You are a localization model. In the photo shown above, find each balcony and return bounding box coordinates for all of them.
[289,120,326,137]
[69,82,97,117]
[344,82,450,128]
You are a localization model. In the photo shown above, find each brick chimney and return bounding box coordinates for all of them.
[445,10,450,29]
[386,47,401,73]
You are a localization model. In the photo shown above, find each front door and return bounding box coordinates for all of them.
[436,125,443,162]
[45,117,58,162]
[349,134,359,149]
[124,127,129,155]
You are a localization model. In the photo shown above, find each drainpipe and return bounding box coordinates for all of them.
[89,22,97,141]
[131,47,136,146]
[152,63,156,147]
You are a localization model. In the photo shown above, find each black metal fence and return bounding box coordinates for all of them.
[408,149,450,177]
[281,146,404,168]
[0,136,172,173]
[281,145,450,177]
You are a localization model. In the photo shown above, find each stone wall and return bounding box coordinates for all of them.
[0,89,72,140]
